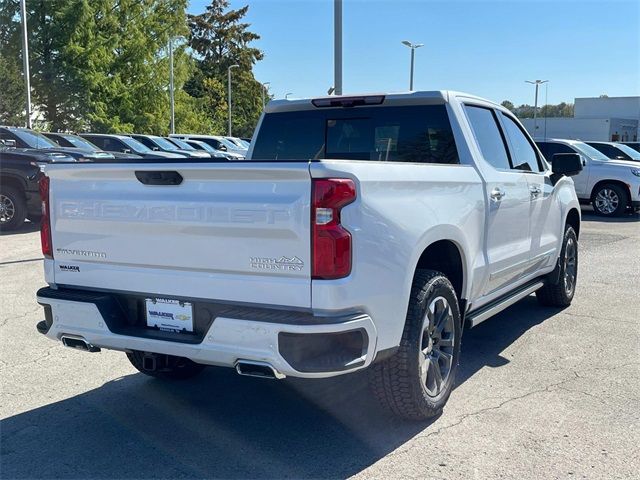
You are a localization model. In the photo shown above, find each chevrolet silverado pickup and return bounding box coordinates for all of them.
[36,91,583,419]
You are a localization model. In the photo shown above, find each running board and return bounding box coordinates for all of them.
[465,280,545,328]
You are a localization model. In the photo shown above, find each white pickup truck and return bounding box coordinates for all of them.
[36,91,583,419]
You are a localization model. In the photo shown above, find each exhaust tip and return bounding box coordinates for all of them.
[235,360,285,380]
[61,335,100,353]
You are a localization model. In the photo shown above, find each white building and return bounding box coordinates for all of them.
[522,96,639,142]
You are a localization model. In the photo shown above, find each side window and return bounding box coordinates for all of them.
[135,137,154,149]
[85,137,104,149]
[500,113,543,172]
[464,105,511,170]
[106,138,126,151]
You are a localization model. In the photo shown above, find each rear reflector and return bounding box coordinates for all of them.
[39,175,53,259]
[312,178,356,279]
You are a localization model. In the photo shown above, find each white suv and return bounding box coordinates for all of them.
[537,139,640,216]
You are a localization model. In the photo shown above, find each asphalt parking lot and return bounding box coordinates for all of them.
[1,210,639,479]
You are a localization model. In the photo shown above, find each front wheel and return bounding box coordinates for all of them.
[592,184,628,216]
[0,186,26,231]
[369,270,462,420]
[536,225,578,307]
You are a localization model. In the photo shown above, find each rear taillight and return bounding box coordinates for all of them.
[311,178,356,279]
[39,175,53,259]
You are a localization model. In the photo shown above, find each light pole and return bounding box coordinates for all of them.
[20,0,32,128]
[261,82,271,109]
[227,64,239,136]
[334,0,342,95]
[169,38,175,134]
[525,79,548,135]
[285,92,293,99]
[401,40,423,91]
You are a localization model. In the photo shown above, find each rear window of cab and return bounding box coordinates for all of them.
[252,105,459,164]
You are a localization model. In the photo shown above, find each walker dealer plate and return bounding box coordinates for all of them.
[145,298,194,333]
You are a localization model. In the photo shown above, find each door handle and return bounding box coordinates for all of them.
[529,185,542,198]
[490,187,506,202]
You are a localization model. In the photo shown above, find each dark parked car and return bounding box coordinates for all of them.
[0,146,75,230]
[79,134,186,159]
[166,137,228,159]
[44,132,142,160]
[586,141,640,162]
[0,126,114,161]
[129,134,209,159]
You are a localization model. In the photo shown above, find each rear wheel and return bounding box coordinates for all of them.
[126,351,206,380]
[369,270,462,419]
[0,186,26,231]
[592,183,627,216]
[536,225,578,307]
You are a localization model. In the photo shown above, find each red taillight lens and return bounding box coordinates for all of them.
[312,178,356,279]
[39,175,53,259]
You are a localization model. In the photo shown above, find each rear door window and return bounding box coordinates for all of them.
[252,105,459,164]
[464,105,511,170]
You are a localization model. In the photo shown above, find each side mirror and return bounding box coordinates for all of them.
[218,144,227,151]
[152,147,159,151]
[551,153,583,184]
[2,139,17,147]
[122,148,131,154]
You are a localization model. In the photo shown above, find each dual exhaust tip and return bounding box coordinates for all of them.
[61,335,100,353]
[235,360,285,380]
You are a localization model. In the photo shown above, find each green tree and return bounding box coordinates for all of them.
[187,0,264,136]
[0,52,25,125]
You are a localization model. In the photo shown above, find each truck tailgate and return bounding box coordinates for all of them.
[46,162,311,308]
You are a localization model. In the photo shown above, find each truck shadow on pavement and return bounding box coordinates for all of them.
[1,297,556,479]
[0,220,40,236]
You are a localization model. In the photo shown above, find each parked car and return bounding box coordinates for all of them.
[537,139,640,216]
[36,91,582,420]
[169,134,247,158]
[0,146,75,230]
[129,134,210,159]
[586,141,640,162]
[79,134,186,159]
[0,126,115,161]
[165,137,229,159]
[43,132,142,160]
[224,136,250,149]
[622,142,640,153]
[179,138,243,160]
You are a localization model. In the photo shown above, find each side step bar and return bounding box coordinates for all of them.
[465,279,545,328]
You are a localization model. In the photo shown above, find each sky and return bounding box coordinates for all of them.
[188,0,640,106]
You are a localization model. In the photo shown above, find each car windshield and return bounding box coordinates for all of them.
[571,142,611,161]
[121,136,153,153]
[13,129,59,148]
[219,137,243,150]
[189,141,216,152]
[151,136,180,150]
[613,143,640,160]
[62,135,100,150]
[168,138,194,150]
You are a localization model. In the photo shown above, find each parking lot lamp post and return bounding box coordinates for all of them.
[334,0,343,95]
[20,0,32,128]
[227,64,239,136]
[401,41,424,91]
[261,82,271,109]
[525,79,548,135]
[169,39,175,134]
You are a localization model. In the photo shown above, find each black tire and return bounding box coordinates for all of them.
[0,185,26,231]
[536,225,578,307]
[591,183,628,217]
[126,351,206,380]
[369,269,462,420]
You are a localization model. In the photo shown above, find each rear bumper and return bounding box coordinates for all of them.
[36,287,378,378]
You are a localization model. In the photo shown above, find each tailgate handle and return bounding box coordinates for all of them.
[135,171,183,186]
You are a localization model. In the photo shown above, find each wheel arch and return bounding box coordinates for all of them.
[0,174,27,197]
[590,179,631,204]
[565,207,581,239]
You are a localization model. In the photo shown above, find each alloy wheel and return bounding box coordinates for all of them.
[594,188,619,215]
[0,194,16,224]
[564,236,577,297]
[419,296,455,398]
